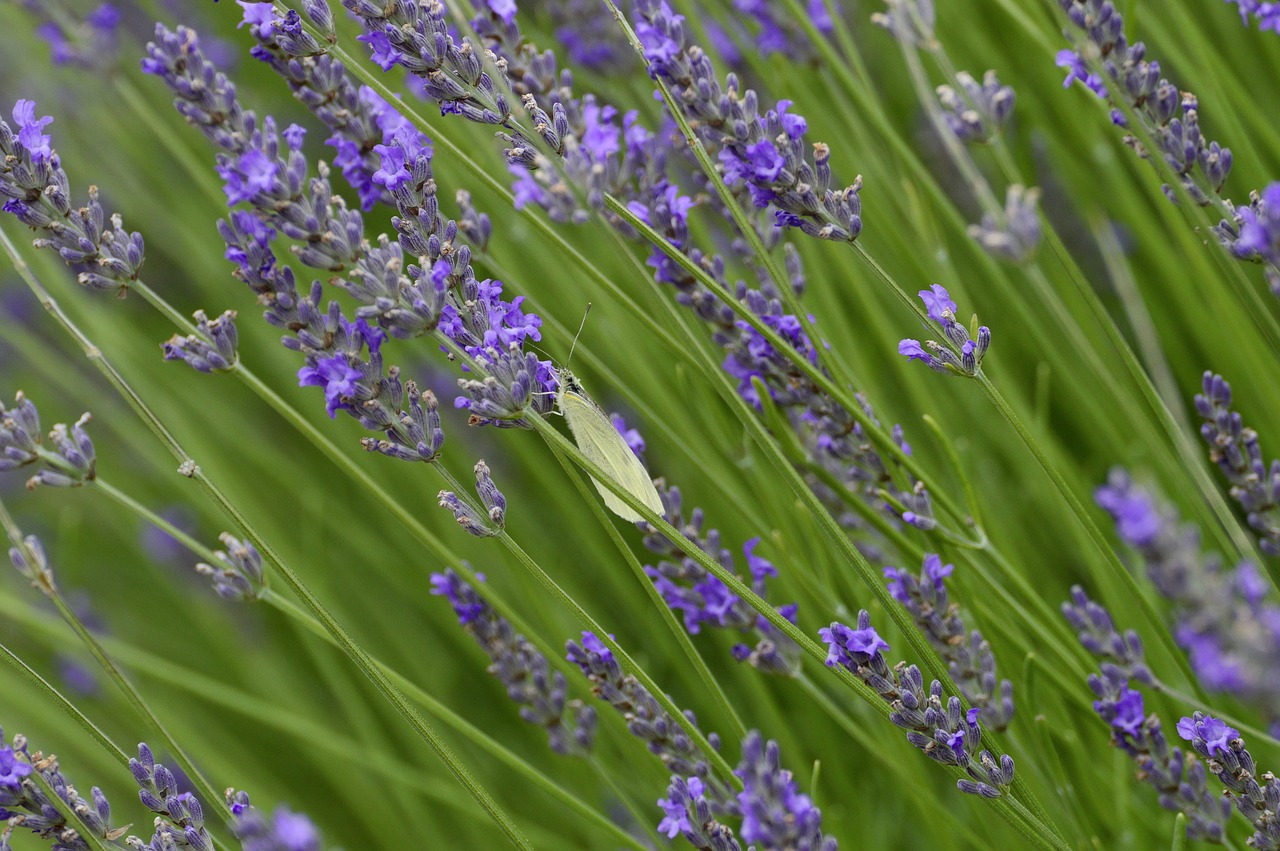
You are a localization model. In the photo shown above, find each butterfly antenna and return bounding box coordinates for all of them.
[566,303,592,368]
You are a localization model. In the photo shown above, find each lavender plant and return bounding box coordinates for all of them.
[1,0,1279,847]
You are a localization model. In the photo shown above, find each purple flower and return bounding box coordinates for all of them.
[1176,715,1238,757]
[237,2,279,40]
[636,4,684,70]
[272,808,320,851]
[774,99,808,139]
[356,29,404,71]
[921,553,953,588]
[1054,49,1107,97]
[1232,182,1280,266]
[1093,476,1163,550]
[743,537,777,581]
[580,102,620,163]
[297,354,362,418]
[220,148,278,205]
[1109,687,1145,740]
[609,413,646,458]
[12,100,54,162]
[819,621,889,667]
[656,777,698,838]
[918,284,956,322]
[487,0,518,23]
[0,748,32,788]
[734,732,831,847]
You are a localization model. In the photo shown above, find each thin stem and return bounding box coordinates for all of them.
[0,497,235,839]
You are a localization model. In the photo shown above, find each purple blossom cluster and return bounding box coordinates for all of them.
[567,631,729,790]
[631,453,801,674]
[884,554,1014,731]
[0,100,146,295]
[819,611,1016,798]
[129,742,216,850]
[542,0,633,71]
[31,2,122,70]
[656,731,838,850]
[163,309,240,373]
[0,729,118,850]
[1219,183,1280,293]
[1225,0,1280,32]
[430,570,597,755]
[1096,468,1280,709]
[194,532,266,601]
[967,185,1042,264]
[733,0,836,58]
[239,5,557,428]
[0,391,96,489]
[337,0,930,540]
[437,459,508,538]
[1196,371,1280,554]
[143,22,550,458]
[228,790,328,851]
[1054,0,1234,205]
[898,285,991,376]
[935,70,1016,145]
[1050,2,1280,291]
[635,0,863,242]
[1177,712,1280,849]
[1059,590,1231,843]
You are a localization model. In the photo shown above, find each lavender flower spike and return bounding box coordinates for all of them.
[1095,468,1280,708]
[968,185,1042,263]
[431,570,597,756]
[0,392,96,489]
[885,553,1015,731]
[1177,712,1280,848]
[0,100,145,295]
[0,727,123,848]
[936,70,1016,144]
[162,309,240,373]
[735,731,838,849]
[634,0,863,241]
[1195,371,1280,555]
[438,460,507,537]
[195,532,266,601]
[898,285,991,376]
[130,742,215,850]
[820,611,1016,797]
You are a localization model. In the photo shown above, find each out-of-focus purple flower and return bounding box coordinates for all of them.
[227,791,327,851]
[734,731,836,849]
[969,185,1042,263]
[936,70,1016,143]
[1094,468,1280,712]
[0,747,32,788]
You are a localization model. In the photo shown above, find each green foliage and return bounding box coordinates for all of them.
[0,0,1277,848]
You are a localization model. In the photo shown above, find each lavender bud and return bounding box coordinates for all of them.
[194,533,266,601]
[162,310,240,373]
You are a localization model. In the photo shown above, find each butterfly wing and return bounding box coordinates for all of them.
[561,391,664,522]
